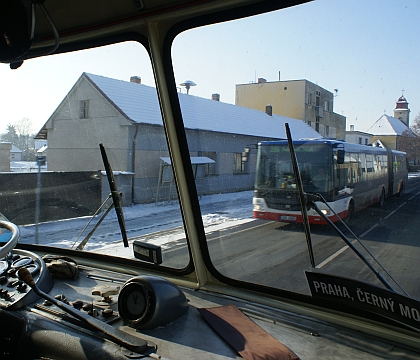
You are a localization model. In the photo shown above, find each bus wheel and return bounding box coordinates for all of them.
[344,201,354,224]
[397,184,404,197]
[378,188,385,207]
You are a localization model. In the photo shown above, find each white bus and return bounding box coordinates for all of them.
[253,139,408,224]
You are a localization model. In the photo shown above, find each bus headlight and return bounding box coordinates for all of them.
[253,198,265,211]
[321,209,330,215]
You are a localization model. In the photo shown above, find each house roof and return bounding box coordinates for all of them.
[11,145,22,153]
[366,114,409,136]
[82,73,322,140]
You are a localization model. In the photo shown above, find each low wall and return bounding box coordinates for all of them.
[0,171,101,225]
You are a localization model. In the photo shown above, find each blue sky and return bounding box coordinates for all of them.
[0,0,419,134]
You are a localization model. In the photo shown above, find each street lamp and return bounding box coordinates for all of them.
[180,80,196,94]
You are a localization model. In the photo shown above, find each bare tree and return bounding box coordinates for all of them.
[14,117,34,137]
[398,113,420,165]
[0,118,37,161]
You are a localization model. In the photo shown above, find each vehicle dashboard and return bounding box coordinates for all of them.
[0,247,418,360]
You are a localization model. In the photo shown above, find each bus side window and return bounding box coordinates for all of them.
[359,153,366,179]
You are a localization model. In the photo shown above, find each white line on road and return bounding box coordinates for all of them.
[359,223,378,238]
[409,190,420,201]
[383,202,406,220]
[316,240,357,269]
[317,197,409,268]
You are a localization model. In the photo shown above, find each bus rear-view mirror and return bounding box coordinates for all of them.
[0,0,32,62]
[337,150,345,164]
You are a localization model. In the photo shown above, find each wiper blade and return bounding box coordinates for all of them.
[100,143,129,248]
[309,193,410,297]
[285,123,315,267]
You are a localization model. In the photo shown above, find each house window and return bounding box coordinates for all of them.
[324,100,329,112]
[325,125,329,137]
[358,137,362,144]
[80,100,89,119]
[233,153,247,174]
[198,151,216,175]
[365,138,369,145]
[307,92,312,105]
[315,117,320,132]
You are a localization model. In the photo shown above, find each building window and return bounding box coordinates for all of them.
[307,92,312,105]
[325,125,329,137]
[324,100,329,112]
[284,86,287,90]
[198,151,216,175]
[315,117,320,132]
[358,137,362,144]
[365,138,369,145]
[233,153,247,174]
[80,100,89,119]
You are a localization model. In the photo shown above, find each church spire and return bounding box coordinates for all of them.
[394,92,410,127]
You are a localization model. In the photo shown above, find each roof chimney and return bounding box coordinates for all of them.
[130,76,141,84]
[212,93,220,101]
[266,104,272,116]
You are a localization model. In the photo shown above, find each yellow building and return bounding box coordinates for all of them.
[235,78,346,139]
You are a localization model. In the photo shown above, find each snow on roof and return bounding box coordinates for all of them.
[160,156,215,165]
[11,145,22,153]
[367,114,409,136]
[85,73,322,140]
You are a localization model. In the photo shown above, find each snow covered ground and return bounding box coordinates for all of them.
[18,190,255,257]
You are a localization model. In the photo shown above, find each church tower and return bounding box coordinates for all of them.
[394,94,410,127]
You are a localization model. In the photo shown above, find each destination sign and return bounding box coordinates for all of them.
[305,271,420,331]
[269,145,320,153]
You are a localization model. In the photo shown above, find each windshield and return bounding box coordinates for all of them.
[171,0,420,299]
[0,0,419,312]
[0,42,191,269]
[255,143,332,193]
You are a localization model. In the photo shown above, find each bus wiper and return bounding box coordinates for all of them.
[99,143,129,248]
[72,145,128,250]
[308,193,409,297]
[285,123,315,268]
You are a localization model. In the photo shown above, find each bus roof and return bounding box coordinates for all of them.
[259,139,407,156]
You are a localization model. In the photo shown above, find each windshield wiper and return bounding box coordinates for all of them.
[72,144,128,251]
[285,124,315,268]
[99,143,129,248]
[308,194,409,297]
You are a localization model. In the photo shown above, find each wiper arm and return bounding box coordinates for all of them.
[308,194,410,297]
[99,143,129,248]
[285,123,315,268]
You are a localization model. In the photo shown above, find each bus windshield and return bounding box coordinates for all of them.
[255,142,332,193]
